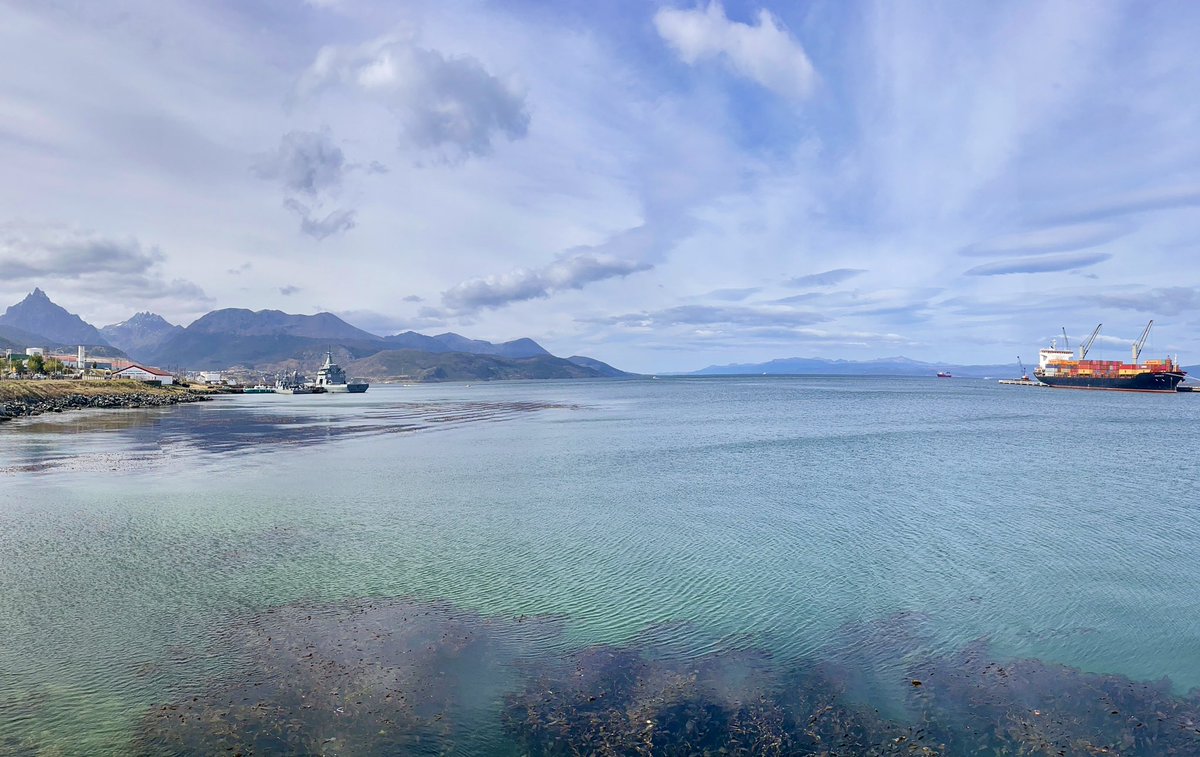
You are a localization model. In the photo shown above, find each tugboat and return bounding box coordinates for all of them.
[308,351,369,394]
[998,356,1046,387]
[1034,321,1186,392]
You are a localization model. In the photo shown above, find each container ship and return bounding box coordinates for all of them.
[1034,320,1186,393]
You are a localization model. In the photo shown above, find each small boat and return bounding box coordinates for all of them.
[936,371,952,378]
[998,356,1045,386]
[243,384,276,394]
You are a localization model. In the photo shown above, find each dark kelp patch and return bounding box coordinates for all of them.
[135,599,1200,756]
[133,598,565,755]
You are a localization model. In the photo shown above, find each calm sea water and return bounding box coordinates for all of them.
[2,377,1198,754]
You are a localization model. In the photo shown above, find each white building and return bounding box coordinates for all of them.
[112,364,174,385]
[25,347,44,357]
[198,371,223,384]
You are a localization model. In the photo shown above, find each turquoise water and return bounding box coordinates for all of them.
[1,377,1199,754]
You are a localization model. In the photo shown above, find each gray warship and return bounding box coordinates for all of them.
[309,351,369,393]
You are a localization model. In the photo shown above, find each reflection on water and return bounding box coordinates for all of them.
[0,396,577,474]
[134,597,1200,756]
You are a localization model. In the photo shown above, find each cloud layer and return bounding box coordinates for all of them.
[0,223,211,307]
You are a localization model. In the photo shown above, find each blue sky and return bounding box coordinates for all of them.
[1,0,1198,371]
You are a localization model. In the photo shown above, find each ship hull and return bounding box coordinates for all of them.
[311,382,369,393]
[1037,372,1185,393]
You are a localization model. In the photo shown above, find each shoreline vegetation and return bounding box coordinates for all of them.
[0,380,213,424]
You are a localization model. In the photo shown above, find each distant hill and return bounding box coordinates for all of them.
[186,308,382,341]
[381,331,449,352]
[381,331,551,358]
[346,350,606,382]
[144,308,385,369]
[0,289,111,347]
[146,333,385,370]
[688,356,1022,378]
[100,312,184,361]
[428,333,550,358]
[567,355,636,377]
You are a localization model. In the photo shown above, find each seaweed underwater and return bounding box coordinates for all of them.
[135,599,1200,756]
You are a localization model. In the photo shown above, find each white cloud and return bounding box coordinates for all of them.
[964,251,1110,276]
[443,252,652,312]
[654,2,817,100]
[299,34,529,161]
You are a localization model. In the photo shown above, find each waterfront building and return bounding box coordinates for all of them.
[112,364,175,385]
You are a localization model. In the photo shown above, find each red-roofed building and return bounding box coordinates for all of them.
[111,364,175,385]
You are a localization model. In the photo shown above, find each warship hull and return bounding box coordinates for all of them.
[320,382,369,393]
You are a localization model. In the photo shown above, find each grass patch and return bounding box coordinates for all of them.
[0,380,194,402]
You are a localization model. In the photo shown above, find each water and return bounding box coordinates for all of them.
[2,377,1199,754]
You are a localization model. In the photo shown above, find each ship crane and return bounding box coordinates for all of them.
[1079,323,1102,360]
[1132,320,1154,363]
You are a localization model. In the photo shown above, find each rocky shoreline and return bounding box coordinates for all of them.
[0,390,210,424]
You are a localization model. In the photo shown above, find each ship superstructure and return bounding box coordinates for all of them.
[1034,321,1186,392]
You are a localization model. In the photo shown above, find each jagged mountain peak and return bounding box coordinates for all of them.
[107,311,177,329]
[100,311,183,360]
[0,289,110,346]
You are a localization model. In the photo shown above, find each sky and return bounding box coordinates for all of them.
[1,0,1198,372]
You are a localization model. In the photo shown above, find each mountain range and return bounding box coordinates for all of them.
[0,289,631,381]
[687,356,1029,379]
